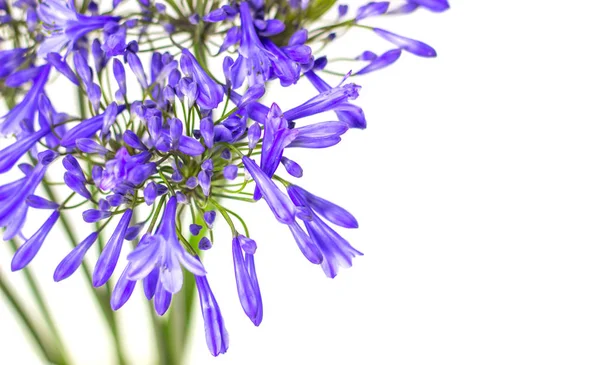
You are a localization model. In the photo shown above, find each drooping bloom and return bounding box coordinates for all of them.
[196,275,229,356]
[122,197,206,314]
[232,235,262,326]
[288,185,362,278]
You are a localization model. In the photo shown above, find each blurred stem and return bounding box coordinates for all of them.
[0,271,60,364]
[40,174,127,365]
[8,239,71,365]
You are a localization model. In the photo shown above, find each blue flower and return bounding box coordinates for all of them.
[0,65,51,136]
[196,275,229,356]
[123,197,206,310]
[0,163,48,240]
[37,0,120,58]
[232,235,262,326]
[11,210,60,271]
[288,185,362,278]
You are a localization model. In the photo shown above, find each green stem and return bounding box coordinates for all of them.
[40,181,128,365]
[0,271,60,364]
[9,240,71,365]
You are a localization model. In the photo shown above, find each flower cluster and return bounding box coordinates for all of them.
[0,0,449,357]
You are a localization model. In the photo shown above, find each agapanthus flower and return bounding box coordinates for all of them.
[0,0,448,360]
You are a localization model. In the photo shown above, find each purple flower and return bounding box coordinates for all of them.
[223,165,238,180]
[288,186,362,277]
[242,156,296,225]
[254,103,298,199]
[92,209,133,287]
[390,0,449,14]
[281,156,303,178]
[288,121,348,149]
[218,27,241,54]
[54,233,98,281]
[0,163,48,240]
[355,2,390,21]
[0,65,51,136]
[11,211,60,271]
[180,49,224,109]
[304,71,367,129]
[111,263,137,310]
[125,197,206,299]
[232,235,262,326]
[373,28,437,57]
[230,2,273,88]
[0,127,50,173]
[126,51,149,88]
[26,195,59,210]
[196,275,229,356]
[37,0,120,58]
[355,49,402,75]
[288,185,358,229]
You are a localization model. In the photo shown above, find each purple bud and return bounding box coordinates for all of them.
[281,156,303,178]
[93,209,133,287]
[198,171,211,197]
[201,159,213,172]
[54,233,98,281]
[62,155,85,180]
[257,19,285,37]
[46,53,79,85]
[238,235,257,255]
[221,149,231,160]
[12,211,60,271]
[125,222,145,241]
[176,191,187,203]
[356,51,378,61]
[355,49,402,75]
[356,1,390,20]
[83,209,112,223]
[204,7,228,22]
[289,29,308,46]
[76,138,109,154]
[186,177,198,188]
[199,237,212,250]
[113,58,127,96]
[338,4,349,17]
[73,51,92,85]
[373,28,436,57]
[204,210,216,228]
[106,194,127,207]
[144,182,157,205]
[189,13,200,24]
[223,165,238,180]
[126,51,148,88]
[26,195,59,210]
[200,118,214,148]
[38,150,58,165]
[189,224,202,236]
[98,199,111,211]
[238,84,265,109]
[178,135,205,156]
[123,130,147,150]
[169,118,183,148]
[91,39,106,74]
[247,122,261,149]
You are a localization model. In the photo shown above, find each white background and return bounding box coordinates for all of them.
[3,0,600,364]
